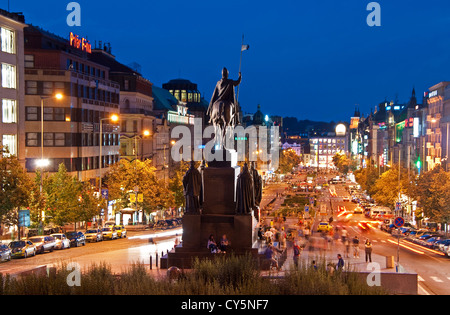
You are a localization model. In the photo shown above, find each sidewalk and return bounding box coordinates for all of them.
[260,238,402,278]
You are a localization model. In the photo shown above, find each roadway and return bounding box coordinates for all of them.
[314,176,450,295]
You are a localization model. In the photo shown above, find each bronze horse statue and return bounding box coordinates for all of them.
[207,68,241,148]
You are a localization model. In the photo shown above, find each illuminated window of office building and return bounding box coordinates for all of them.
[181,90,187,102]
[188,92,193,102]
[1,63,16,89]
[2,99,16,123]
[2,134,16,156]
[174,90,180,100]
[1,27,15,54]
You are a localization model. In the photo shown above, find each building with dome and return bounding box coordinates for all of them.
[162,78,209,122]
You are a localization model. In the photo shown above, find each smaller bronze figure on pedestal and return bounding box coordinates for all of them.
[250,162,262,207]
[235,163,255,215]
[183,161,202,214]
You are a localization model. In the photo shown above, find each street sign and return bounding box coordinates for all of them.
[101,189,108,199]
[395,202,401,211]
[304,205,309,212]
[394,216,405,228]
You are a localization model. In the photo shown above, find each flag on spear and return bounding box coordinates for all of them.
[241,44,250,51]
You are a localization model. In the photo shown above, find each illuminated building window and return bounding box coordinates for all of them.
[1,63,16,89]
[181,90,187,102]
[2,99,16,123]
[1,27,15,54]
[2,134,16,156]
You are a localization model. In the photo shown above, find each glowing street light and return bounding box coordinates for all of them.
[40,93,64,167]
[99,114,120,195]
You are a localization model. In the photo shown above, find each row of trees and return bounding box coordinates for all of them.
[0,148,101,235]
[0,146,186,237]
[353,161,450,228]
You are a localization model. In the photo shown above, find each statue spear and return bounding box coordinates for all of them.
[236,34,249,103]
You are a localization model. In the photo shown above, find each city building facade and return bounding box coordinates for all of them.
[23,26,120,184]
[0,10,26,162]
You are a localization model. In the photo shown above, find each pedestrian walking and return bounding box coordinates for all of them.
[344,238,350,258]
[336,254,344,271]
[293,241,301,268]
[365,239,373,263]
[352,235,360,258]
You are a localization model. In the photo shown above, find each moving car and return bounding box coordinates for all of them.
[85,228,103,242]
[66,231,86,247]
[102,226,118,240]
[0,244,12,262]
[29,235,56,254]
[114,225,127,238]
[317,222,332,233]
[9,240,36,258]
[51,233,71,249]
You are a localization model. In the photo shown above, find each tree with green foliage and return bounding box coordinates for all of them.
[106,159,175,216]
[371,164,412,208]
[277,149,301,174]
[0,147,35,235]
[354,166,379,197]
[411,165,450,227]
[42,164,100,229]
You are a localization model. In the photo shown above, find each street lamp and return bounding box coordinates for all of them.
[36,93,63,234]
[99,114,119,196]
[134,129,151,161]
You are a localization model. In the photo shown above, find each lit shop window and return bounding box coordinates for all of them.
[1,63,16,89]
[2,134,17,156]
[1,28,15,54]
[2,99,16,123]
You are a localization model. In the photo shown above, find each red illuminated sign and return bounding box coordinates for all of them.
[70,32,92,54]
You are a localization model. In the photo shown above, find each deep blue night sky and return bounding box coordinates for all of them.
[7,0,450,122]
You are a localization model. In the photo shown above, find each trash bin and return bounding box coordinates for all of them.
[386,256,395,268]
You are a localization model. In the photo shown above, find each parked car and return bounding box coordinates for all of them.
[415,234,438,246]
[114,225,127,238]
[406,229,429,242]
[51,233,71,249]
[0,244,12,262]
[85,228,103,242]
[423,236,441,249]
[29,235,57,254]
[437,239,450,253]
[154,220,168,230]
[102,226,118,240]
[66,231,86,247]
[9,240,36,258]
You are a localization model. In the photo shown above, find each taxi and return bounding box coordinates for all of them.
[102,226,118,240]
[317,222,332,233]
[114,225,127,238]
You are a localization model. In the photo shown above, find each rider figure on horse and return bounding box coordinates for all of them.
[207,67,242,148]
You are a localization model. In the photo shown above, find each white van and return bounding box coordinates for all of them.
[369,206,391,219]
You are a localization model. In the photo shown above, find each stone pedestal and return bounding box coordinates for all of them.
[161,149,260,269]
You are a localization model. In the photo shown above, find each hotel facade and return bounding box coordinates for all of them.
[23,25,120,183]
